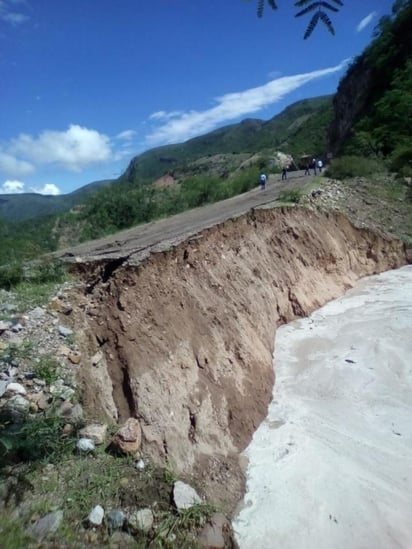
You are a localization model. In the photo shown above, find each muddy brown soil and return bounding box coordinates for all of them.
[64,204,407,513]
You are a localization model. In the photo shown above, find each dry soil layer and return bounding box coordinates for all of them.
[71,206,407,510]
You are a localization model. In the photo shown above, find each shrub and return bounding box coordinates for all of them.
[0,263,24,290]
[0,415,75,466]
[390,143,412,175]
[324,156,386,179]
[33,355,60,384]
[278,189,302,204]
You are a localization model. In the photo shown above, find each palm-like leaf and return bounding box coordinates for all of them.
[304,10,321,39]
[296,1,339,17]
[257,0,278,18]
[319,10,335,35]
[254,0,343,38]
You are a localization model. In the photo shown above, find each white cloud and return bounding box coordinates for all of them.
[9,124,113,172]
[149,110,183,121]
[356,12,377,32]
[116,130,136,141]
[0,151,34,177]
[146,60,349,146]
[1,179,25,194]
[30,183,61,195]
[0,0,29,24]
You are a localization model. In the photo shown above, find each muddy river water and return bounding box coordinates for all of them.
[234,265,412,549]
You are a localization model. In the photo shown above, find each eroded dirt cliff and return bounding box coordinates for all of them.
[69,206,406,511]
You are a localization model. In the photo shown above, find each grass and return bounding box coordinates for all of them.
[0,340,34,362]
[0,414,76,467]
[0,449,220,547]
[32,355,60,384]
[155,503,217,546]
[0,517,31,549]
[278,189,303,204]
[0,259,69,311]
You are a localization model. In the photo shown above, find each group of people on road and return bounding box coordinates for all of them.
[259,157,323,190]
[304,158,323,175]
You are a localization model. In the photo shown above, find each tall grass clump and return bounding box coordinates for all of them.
[325,156,386,179]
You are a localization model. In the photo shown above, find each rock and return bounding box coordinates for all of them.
[50,380,75,400]
[0,380,8,397]
[68,351,81,364]
[57,345,71,357]
[88,505,104,526]
[58,325,73,337]
[79,423,107,445]
[68,403,83,422]
[0,320,12,331]
[6,382,27,395]
[29,307,46,320]
[198,513,228,548]
[91,351,103,366]
[3,394,30,418]
[106,509,125,530]
[49,297,72,315]
[173,481,202,510]
[62,423,74,436]
[76,438,95,453]
[0,341,8,351]
[37,395,50,411]
[128,508,154,533]
[108,531,136,548]
[135,459,145,471]
[27,510,63,541]
[111,418,141,455]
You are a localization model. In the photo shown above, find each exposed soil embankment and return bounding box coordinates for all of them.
[71,206,406,510]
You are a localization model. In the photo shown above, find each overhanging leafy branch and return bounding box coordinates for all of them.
[254,0,344,38]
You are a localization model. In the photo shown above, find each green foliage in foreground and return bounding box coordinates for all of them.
[324,156,386,180]
[278,189,303,204]
[0,414,75,467]
[79,166,260,242]
[0,259,68,291]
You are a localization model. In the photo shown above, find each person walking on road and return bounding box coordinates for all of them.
[281,166,288,181]
[317,159,323,173]
[312,158,317,175]
[304,162,310,175]
[259,173,267,190]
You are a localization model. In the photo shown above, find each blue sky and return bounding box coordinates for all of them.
[0,0,394,195]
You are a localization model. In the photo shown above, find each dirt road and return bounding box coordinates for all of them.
[58,171,312,264]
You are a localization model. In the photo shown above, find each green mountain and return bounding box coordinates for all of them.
[327,0,412,170]
[123,95,333,183]
[0,179,114,222]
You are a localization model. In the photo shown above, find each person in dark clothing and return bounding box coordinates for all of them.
[304,163,310,175]
[281,166,287,180]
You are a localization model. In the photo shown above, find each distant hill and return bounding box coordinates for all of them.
[0,179,114,222]
[123,95,333,183]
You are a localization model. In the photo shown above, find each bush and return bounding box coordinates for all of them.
[390,143,412,175]
[26,259,68,285]
[325,156,386,179]
[0,263,24,290]
[278,189,302,204]
[0,414,75,466]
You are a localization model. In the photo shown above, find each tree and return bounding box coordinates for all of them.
[254,0,344,39]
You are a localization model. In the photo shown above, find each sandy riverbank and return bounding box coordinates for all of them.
[234,265,412,548]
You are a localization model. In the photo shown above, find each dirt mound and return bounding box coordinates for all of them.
[70,206,406,512]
